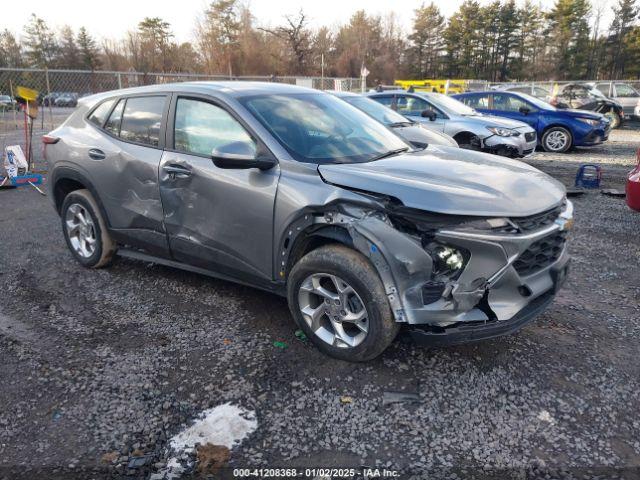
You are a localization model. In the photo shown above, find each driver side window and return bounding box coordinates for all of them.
[174,98,256,157]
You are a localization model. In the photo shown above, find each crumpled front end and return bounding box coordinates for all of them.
[347,199,573,344]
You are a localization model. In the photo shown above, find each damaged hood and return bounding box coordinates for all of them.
[318,148,565,217]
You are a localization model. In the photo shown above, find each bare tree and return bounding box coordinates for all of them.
[260,10,311,75]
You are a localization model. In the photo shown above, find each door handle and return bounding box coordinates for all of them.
[163,164,192,179]
[88,148,105,160]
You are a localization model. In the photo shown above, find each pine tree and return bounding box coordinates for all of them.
[407,3,444,78]
[23,14,58,68]
[546,0,592,79]
[77,27,101,70]
[59,26,80,69]
[608,0,639,78]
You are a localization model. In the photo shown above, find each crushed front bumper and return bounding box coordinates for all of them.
[483,129,537,158]
[408,255,569,345]
[390,200,573,343]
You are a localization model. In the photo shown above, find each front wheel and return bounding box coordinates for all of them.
[604,111,621,129]
[287,244,399,362]
[541,127,573,153]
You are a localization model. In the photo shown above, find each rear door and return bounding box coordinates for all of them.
[159,94,279,284]
[85,94,171,256]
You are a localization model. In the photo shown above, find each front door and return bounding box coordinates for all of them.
[395,94,446,132]
[159,95,280,284]
[490,93,539,130]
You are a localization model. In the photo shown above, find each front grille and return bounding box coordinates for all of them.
[525,132,536,142]
[514,231,567,276]
[511,205,562,233]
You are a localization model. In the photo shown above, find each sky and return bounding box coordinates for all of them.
[4,0,613,43]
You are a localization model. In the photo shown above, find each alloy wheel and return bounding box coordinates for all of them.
[545,130,569,151]
[65,203,97,258]
[297,273,369,348]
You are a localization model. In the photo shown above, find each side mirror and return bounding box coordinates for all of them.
[211,142,275,170]
[519,106,531,115]
[421,109,437,121]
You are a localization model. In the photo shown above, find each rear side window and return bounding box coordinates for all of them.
[174,98,256,157]
[461,94,488,109]
[119,96,165,147]
[105,99,125,136]
[88,99,116,127]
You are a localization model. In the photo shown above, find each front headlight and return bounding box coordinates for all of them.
[577,117,600,126]
[486,126,520,137]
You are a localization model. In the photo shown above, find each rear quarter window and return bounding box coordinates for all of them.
[87,98,116,127]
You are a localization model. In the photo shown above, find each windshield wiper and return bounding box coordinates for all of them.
[370,147,409,161]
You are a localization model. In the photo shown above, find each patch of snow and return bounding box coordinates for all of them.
[537,410,554,423]
[160,403,257,479]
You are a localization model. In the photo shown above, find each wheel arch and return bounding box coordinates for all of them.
[50,167,112,228]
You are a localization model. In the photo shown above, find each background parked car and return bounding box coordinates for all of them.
[0,94,18,111]
[497,84,552,100]
[595,82,640,121]
[330,91,458,148]
[366,90,537,158]
[453,90,610,153]
[40,91,62,106]
[54,93,78,107]
[550,83,624,128]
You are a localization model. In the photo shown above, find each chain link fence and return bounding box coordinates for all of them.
[0,68,363,171]
[0,67,362,122]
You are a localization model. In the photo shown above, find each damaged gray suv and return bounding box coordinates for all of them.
[46,82,572,361]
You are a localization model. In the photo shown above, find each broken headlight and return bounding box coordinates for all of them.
[434,246,464,273]
[424,243,469,279]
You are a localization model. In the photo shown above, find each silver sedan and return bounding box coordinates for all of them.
[367,90,537,158]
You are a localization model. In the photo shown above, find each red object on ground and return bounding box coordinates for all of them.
[626,148,640,212]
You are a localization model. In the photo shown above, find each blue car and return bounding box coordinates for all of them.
[452,91,610,153]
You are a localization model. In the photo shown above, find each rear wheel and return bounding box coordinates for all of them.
[287,244,399,362]
[61,189,116,268]
[541,127,573,153]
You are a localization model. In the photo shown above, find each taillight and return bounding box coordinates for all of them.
[42,135,60,144]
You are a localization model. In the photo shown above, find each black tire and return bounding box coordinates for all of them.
[60,189,116,268]
[605,111,621,129]
[287,244,399,362]
[541,126,573,153]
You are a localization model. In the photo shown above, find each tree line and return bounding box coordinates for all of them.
[0,0,638,83]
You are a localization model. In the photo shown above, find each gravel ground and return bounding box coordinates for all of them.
[1,125,639,480]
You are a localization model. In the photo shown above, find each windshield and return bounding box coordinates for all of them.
[424,93,477,116]
[341,95,410,125]
[240,93,409,164]
[517,92,556,110]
